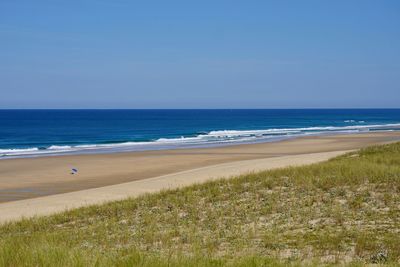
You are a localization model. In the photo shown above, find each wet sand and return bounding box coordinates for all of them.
[0,131,399,203]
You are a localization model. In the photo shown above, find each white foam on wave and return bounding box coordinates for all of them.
[48,145,73,150]
[0,148,39,155]
[1,123,400,158]
[205,123,400,138]
[345,120,366,123]
[75,142,143,149]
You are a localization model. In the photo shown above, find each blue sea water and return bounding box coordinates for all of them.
[1,109,400,158]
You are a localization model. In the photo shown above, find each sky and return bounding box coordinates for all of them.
[1,0,399,109]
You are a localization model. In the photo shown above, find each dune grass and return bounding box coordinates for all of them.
[1,142,400,266]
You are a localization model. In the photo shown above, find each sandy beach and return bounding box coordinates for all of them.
[1,131,400,203]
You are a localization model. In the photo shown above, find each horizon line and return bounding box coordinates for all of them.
[1,108,400,111]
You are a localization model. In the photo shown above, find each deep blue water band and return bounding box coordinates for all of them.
[1,109,400,158]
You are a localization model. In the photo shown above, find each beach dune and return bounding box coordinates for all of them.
[0,132,400,223]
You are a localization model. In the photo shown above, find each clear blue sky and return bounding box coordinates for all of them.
[1,1,399,108]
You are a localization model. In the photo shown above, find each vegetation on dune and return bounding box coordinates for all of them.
[1,142,400,266]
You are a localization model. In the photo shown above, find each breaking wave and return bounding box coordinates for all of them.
[1,123,400,158]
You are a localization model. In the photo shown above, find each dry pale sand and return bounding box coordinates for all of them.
[0,150,349,224]
[0,132,399,223]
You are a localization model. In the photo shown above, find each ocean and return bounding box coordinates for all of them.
[1,109,400,158]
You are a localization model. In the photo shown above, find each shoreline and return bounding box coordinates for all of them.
[0,131,400,204]
[2,124,400,160]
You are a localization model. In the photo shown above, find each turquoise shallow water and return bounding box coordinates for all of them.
[1,109,400,158]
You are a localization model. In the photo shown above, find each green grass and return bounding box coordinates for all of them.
[1,142,400,266]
